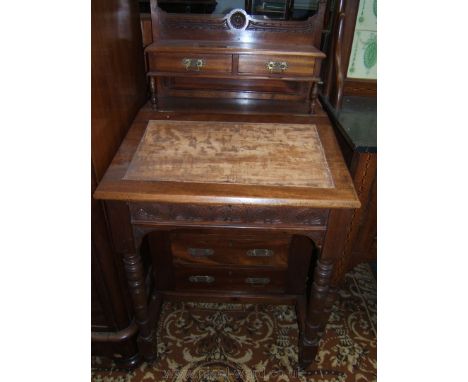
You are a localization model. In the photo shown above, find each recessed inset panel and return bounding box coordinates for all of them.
[124,120,334,188]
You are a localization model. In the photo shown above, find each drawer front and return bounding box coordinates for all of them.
[129,202,329,228]
[170,230,289,269]
[238,55,316,76]
[148,53,232,73]
[174,266,286,293]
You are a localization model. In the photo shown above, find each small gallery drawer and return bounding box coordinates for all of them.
[174,266,286,293]
[170,230,289,269]
[238,55,316,76]
[148,53,232,73]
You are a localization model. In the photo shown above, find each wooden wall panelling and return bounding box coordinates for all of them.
[92,170,140,367]
[92,172,131,331]
[91,0,147,181]
[350,159,377,265]
[91,0,148,368]
[331,152,377,284]
[343,78,377,97]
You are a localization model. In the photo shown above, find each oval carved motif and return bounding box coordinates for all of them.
[230,11,247,29]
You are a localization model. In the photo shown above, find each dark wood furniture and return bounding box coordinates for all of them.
[91,0,147,368]
[93,0,362,370]
[321,94,376,283]
[94,105,360,368]
[145,0,327,114]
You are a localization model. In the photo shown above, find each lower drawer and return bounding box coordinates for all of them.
[174,266,286,293]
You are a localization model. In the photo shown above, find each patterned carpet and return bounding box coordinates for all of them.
[92,263,376,382]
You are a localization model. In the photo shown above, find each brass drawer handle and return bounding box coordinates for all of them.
[246,248,274,257]
[188,275,215,283]
[188,248,214,257]
[245,277,270,285]
[182,58,205,71]
[266,61,288,73]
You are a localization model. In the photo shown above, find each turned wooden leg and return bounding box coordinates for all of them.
[149,76,158,110]
[299,257,333,368]
[122,252,156,362]
[309,81,320,114]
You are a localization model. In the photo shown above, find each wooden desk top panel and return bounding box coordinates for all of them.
[94,105,360,208]
[124,121,334,189]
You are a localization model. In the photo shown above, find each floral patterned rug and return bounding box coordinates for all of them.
[92,263,376,382]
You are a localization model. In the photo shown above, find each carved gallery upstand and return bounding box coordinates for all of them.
[94,114,360,368]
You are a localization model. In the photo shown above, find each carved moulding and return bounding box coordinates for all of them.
[129,202,329,228]
[160,8,316,34]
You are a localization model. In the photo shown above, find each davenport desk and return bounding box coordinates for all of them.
[94,106,360,368]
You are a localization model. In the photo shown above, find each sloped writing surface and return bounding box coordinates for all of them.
[124,120,334,189]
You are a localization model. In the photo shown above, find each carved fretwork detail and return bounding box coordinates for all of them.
[161,17,229,31]
[160,8,317,34]
[129,202,329,228]
[246,20,315,33]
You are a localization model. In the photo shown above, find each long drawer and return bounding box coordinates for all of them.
[148,52,232,73]
[174,266,286,293]
[170,230,289,269]
[238,54,316,76]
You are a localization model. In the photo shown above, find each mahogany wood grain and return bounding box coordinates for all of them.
[94,106,359,209]
[147,231,176,291]
[343,78,377,97]
[130,202,329,230]
[92,0,360,370]
[91,0,148,368]
[145,3,327,113]
[148,52,232,73]
[170,230,290,268]
[300,257,333,368]
[124,121,334,188]
[286,235,315,295]
[92,172,131,332]
[146,40,326,56]
[140,14,153,48]
[95,90,359,369]
[174,266,287,293]
[238,54,316,76]
[161,77,308,101]
[331,152,377,284]
[156,97,315,115]
[150,1,326,46]
[352,176,376,260]
[92,0,146,182]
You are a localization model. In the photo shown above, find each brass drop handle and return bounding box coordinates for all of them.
[182,58,205,71]
[246,249,274,257]
[245,277,270,285]
[266,61,288,73]
[188,248,214,257]
[189,275,215,283]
